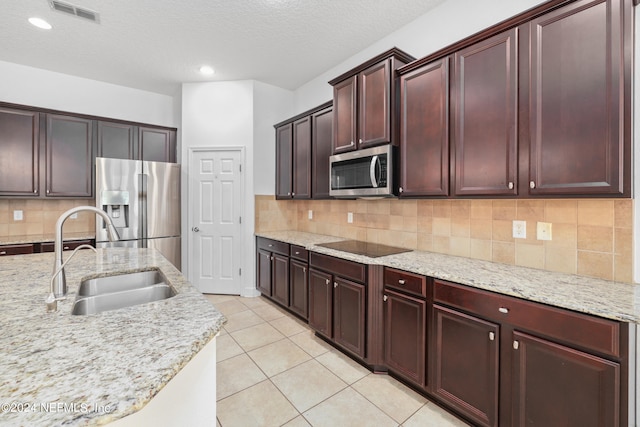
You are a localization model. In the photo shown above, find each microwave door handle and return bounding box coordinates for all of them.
[370,155,379,188]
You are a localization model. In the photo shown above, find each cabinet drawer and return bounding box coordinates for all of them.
[290,245,309,261]
[384,267,427,298]
[433,279,621,358]
[40,239,93,252]
[310,252,366,283]
[0,244,35,256]
[257,237,289,256]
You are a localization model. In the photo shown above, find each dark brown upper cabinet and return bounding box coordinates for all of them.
[0,107,39,196]
[274,101,332,200]
[139,127,176,163]
[329,48,415,154]
[453,28,518,196]
[525,0,630,196]
[97,121,137,160]
[398,57,450,197]
[311,105,333,199]
[45,114,94,198]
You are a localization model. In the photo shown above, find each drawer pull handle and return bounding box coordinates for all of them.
[530,181,536,189]
[489,332,495,341]
[0,251,6,255]
[508,182,514,190]
[398,279,405,285]
[295,251,300,255]
[383,295,388,302]
[268,244,273,247]
[303,268,306,273]
[334,282,338,288]
[513,340,519,350]
[498,307,509,314]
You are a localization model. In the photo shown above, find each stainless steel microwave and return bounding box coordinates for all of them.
[329,144,394,198]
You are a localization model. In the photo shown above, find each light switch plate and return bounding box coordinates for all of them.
[347,212,353,223]
[537,222,552,240]
[13,210,23,221]
[512,220,526,239]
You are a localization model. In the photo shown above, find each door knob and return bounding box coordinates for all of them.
[192,227,200,232]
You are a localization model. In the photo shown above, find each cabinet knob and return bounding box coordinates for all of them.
[325,279,330,285]
[0,251,6,255]
[498,307,509,314]
[334,282,338,288]
[63,246,70,250]
[292,192,295,196]
[287,192,291,196]
[489,332,495,341]
[270,256,274,261]
[295,251,300,255]
[529,181,536,189]
[303,267,306,273]
[383,295,388,302]
[508,182,514,190]
[34,190,37,194]
[399,187,403,193]
[350,141,354,146]
[513,340,520,350]
[268,244,273,247]
[398,279,405,285]
[358,139,363,144]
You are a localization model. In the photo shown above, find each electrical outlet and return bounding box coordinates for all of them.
[347,212,353,223]
[308,210,313,220]
[13,210,23,221]
[512,220,526,239]
[537,222,552,240]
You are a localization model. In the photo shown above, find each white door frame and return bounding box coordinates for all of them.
[187,146,245,294]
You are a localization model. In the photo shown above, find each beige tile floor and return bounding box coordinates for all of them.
[205,294,471,427]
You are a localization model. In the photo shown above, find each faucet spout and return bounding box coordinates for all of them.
[51,206,120,298]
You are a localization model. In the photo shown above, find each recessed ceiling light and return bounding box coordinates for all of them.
[199,66,215,76]
[28,17,53,30]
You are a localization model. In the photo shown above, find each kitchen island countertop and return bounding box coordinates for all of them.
[257,230,640,324]
[0,248,225,426]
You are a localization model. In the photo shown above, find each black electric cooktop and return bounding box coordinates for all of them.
[316,240,412,258]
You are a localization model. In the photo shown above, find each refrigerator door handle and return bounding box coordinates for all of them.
[139,173,148,245]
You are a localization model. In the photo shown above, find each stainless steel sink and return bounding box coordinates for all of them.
[78,270,166,296]
[72,270,177,315]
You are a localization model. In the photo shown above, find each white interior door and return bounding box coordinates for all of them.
[188,148,243,294]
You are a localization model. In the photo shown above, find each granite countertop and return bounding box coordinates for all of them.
[257,230,640,324]
[0,248,226,426]
[0,232,96,246]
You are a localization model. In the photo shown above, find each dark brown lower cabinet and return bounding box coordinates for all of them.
[289,259,308,318]
[40,239,94,252]
[256,248,272,296]
[0,244,35,256]
[333,277,366,358]
[432,304,499,427]
[271,253,289,306]
[309,268,332,338]
[384,288,427,387]
[511,331,620,427]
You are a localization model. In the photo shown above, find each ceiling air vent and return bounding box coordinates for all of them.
[48,0,100,23]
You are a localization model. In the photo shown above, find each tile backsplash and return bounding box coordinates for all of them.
[0,199,96,238]
[255,195,634,283]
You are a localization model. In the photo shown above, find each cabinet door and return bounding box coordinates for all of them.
[308,268,332,338]
[289,259,308,319]
[384,289,426,387]
[292,116,311,199]
[0,244,35,256]
[453,28,518,196]
[257,249,272,296]
[433,304,499,427]
[45,114,93,197]
[528,0,627,195]
[139,127,175,162]
[333,277,366,358]
[511,331,620,427]
[272,253,290,306]
[311,106,333,199]
[358,59,390,148]
[0,108,39,196]
[97,121,136,160]
[332,76,357,153]
[399,58,449,197]
[275,123,293,198]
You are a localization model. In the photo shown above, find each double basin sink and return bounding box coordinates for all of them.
[72,269,177,315]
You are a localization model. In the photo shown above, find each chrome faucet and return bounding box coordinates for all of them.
[51,206,120,298]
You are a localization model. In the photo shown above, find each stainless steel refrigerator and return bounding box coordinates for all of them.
[95,157,181,270]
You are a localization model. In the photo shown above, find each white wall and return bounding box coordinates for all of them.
[293,0,550,112]
[0,60,177,127]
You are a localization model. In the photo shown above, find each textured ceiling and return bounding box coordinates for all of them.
[1,0,446,95]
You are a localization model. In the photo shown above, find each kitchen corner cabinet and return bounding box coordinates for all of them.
[383,268,428,387]
[329,48,415,154]
[0,107,39,196]
[274,101,332,200]
[525,0,630,196]
[45,114,93,198]
[309,252,367,359]
[398,57,450,197]
[432,278,626,427]
[453,28,518,196]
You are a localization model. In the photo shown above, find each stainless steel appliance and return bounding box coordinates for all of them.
[329,144,394,198]
[95,157,181,270]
